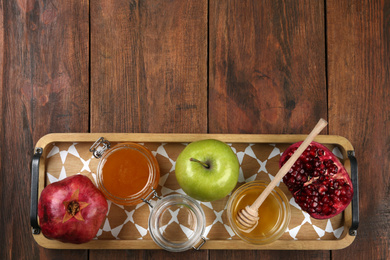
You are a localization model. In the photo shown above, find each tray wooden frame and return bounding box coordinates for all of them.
[32,133,356,250]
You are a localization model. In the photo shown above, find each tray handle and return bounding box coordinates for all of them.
[30,147,42,234]
[347,151,359,236]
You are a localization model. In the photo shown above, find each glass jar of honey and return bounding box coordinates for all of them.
[91,138,160,206]
[227,181,291,245]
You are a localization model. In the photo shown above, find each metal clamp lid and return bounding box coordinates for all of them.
[141,188,161,207]
[192,236,206,250]
[89,137,111,158]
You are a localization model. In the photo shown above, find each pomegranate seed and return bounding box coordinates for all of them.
[331,195,340,203]
[302,156,310,163]
[328,164,338,175]
[323,206,330,214]
[306,163,315,171]
[305,189,312,196]
[325,159,334,167]
[314,160,321,168]
[318,185,328,196]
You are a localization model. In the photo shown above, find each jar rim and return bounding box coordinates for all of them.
[96,143,160,206]
[227,180,291,245]
[148,194,206,252]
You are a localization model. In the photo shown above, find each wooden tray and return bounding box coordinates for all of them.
[30,133,358,250]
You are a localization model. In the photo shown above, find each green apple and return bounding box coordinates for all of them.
[175,139,239,202]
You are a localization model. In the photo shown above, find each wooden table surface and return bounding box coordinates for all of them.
[1,0,389,259]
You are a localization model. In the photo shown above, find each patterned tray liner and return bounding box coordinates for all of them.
[44,142,346,242]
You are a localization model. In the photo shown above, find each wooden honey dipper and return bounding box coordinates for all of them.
[236,118,328,232]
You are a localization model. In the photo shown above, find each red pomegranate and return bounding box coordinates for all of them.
[279,141,353,219]
[38,175,108,244]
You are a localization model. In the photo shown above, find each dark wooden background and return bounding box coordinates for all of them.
[1,0,389,259]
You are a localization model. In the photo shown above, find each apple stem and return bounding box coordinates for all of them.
[190,158,210,169]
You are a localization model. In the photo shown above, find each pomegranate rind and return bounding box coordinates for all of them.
[280,141,353,219]
[38,175,108,244]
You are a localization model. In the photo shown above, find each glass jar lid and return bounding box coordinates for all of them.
[149,194,206,252]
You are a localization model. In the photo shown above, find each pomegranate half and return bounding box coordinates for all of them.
[279,141,353,219]
[38,175,108,244]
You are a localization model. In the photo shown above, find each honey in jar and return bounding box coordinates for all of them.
[227,181,291,244]
[232,188,281,236]
[96,143,160,206]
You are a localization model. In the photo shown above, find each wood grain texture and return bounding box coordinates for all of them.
[89,0,208,259]
[1,0,387,258]
[327,0,390,259]
[209,0,328,259]
[90,249,209,260]
[209,0,327,134]
[90,0,207,133]
[210,250,330,260]
[0,0,89,259]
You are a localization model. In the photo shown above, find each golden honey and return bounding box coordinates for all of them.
[101,147,150,198]
[96,143,160,206]
[232,187,281,237]
[227,181,291,244]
